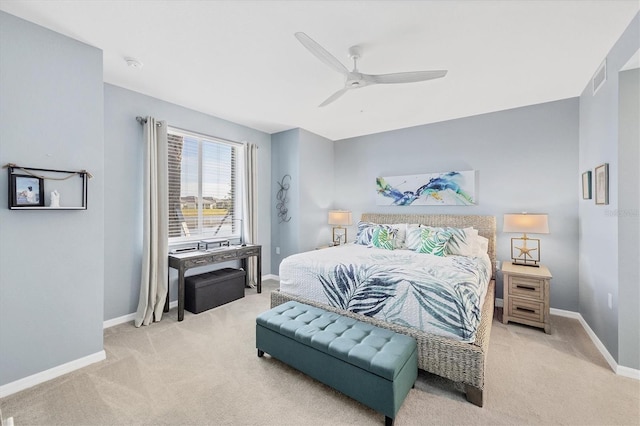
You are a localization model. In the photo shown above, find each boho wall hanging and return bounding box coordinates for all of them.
[276,174,291,223]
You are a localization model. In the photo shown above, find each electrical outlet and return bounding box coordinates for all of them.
[275,247,280,255]
[496,260,502,270]
[608,293,612,309]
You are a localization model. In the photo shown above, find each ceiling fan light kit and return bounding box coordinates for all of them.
[295,32,447,107]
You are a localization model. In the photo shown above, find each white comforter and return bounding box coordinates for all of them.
[279,244,492,342]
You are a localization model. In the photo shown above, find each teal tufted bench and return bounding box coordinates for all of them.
[256,301,418,426]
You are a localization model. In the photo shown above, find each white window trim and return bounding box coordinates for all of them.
[167,126,244,246]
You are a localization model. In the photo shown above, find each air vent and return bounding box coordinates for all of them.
[592,59,607,95]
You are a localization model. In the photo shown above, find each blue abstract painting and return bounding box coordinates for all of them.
[376,171,476,206]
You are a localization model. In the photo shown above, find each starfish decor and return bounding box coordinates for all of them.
[511,234,541,265]
[515,243,537,260]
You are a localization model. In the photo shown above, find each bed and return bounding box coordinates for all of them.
[271,213,496,406]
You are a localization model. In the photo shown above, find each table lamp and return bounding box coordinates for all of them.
[503,213,549,267]
[328,210,352,245]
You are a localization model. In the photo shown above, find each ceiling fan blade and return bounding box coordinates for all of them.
[319,88,348,107]
[295,32,349,76]
[363,70,447,85]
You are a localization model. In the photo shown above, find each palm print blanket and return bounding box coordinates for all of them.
[279,244,492,342]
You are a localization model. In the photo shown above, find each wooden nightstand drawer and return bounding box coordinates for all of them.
[509,297,544,323]
[502,261,552,333]
[509,276,543,300]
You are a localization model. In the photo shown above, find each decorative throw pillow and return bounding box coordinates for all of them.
[355,222,397,250]
[445,227,478,256]
[355,221,377,244]
[406,226,453,256]
[370,226,396,250]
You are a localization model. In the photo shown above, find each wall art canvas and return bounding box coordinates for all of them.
[376,170,476,206]
[582,170,592,200]
[595,163,609,205]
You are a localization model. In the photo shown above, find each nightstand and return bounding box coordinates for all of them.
[315,244,335,250]
[501,261,552,333]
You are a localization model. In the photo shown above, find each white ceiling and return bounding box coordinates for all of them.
[1,1,638,140]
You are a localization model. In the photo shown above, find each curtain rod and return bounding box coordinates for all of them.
[136,116,162,127]
[135,116,256,148]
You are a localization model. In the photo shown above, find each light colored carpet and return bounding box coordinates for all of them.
[1,279,638,425]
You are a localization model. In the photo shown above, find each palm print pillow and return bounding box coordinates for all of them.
[355,222,398,250]
[406,226,453,256]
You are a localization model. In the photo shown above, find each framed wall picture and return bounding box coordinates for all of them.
[594,163,609,205]
[10,174,45,207]
[582,171,592,200]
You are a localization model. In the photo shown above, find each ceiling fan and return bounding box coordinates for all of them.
[295,32,448,107]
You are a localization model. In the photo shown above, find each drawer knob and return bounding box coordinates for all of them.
[516,307,536,313]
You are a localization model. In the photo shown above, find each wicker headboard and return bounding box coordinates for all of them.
[360,213,497,278]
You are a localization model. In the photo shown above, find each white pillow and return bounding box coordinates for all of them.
[446,227,478,256]
[390,223,408,249]
[473,236,489,256]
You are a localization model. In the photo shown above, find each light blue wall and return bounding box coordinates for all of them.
[298,129,335,250]
[271,129,300,272]
[0,11,105,385]
[618,68,639,369]
[579,12,639,368]
[104,84,272,320]
[270,128,334,273]
[333,99,580,309]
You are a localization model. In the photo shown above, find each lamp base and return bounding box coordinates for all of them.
[332,227,347,246]
[511,259,541,268]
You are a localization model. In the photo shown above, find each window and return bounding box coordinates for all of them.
[168,127,241,243]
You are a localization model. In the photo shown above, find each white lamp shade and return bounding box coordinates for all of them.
[328,210,352,226]
[503,213,549,234]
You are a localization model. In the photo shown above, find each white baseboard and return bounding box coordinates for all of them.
[103,273,280,329]
[496,298,639,380]
[103,300,178,329]
[103,275,279,329]
[103,313,136,328]
[0,350,106,398]
[617,365,640,380]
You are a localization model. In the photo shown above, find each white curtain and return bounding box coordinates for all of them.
[242,142,258,287]
[135,117,169,327]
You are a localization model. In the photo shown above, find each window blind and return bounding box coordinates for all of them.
[167,127,240,243]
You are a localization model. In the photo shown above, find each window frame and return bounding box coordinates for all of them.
[167,126,243,245]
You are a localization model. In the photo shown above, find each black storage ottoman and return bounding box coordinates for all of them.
[185,268,246,314]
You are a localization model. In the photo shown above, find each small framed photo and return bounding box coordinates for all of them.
[594,163,609,205]
[582,171,592,200]
[10,174,45,207]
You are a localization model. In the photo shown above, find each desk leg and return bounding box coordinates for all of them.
[241,257,249,288]
[257,253,262,294]
[164,267,170,313]
[178,265,185,321]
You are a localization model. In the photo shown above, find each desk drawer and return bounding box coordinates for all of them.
[509,297,544,323]
[211,250,238,261]
[509,276,543,300]
[240,247,261,256]
[185,256,214,268]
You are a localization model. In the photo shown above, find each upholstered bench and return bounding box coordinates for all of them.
[256,301,418,426]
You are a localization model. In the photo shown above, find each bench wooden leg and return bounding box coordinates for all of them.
[464,384,484,407]
[385,416,393,426]
[257,349,264,357]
